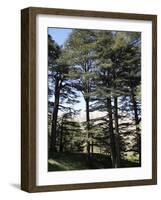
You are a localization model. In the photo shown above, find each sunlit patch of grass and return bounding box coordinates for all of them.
[48,159,73,170]
[122,151,140,163]
[48,153,91,171]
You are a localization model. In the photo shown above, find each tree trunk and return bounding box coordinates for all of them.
[91,141,94,154]
[49,78,62,153]
[114,96,120,168]
[59,123,63,152]
[131,89,141,166]
[107,97,117,168]
[85,97,91,160]
[131,89,139,126]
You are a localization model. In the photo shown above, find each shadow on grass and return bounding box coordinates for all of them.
[48,152,140,172]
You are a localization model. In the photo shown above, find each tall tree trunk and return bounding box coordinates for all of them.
[49,78,62,153]
[131,89,139,126]
[85,97,91,160]
[91,141,94,154]
[83,63,92,160]
[131,89,141,166]
[114,96,120,168]
[59,123,64,152]
[107,97,117,168]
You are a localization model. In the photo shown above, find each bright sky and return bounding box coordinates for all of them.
[48,28,72,46]
[48,28,86,114]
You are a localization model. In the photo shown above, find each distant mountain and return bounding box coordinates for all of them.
[74,111,106,122]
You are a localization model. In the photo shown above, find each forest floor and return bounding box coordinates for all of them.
[48,152,140,171]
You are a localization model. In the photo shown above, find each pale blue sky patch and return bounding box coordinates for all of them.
[48,27,72,46]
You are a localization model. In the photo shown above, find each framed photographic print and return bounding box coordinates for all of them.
[21,7,157,192]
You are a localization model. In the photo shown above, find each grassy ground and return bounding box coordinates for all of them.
[48,152,140,171]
